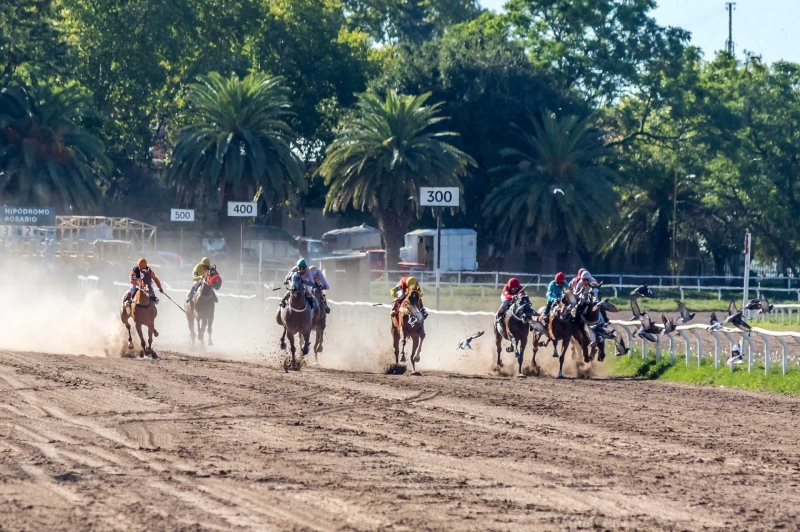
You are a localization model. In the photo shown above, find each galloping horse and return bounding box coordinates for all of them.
[120,281,159,358]
[391,290,426,374]
[578,300,619,362]
[310,285,326,362]
[277,272,318,368]
[185,268,221,348]
[494,294,544,376]
[548,293,588,378]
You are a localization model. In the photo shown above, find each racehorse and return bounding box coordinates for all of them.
[120,280,159,358]
[310,285,326,362]
[494,294,544,376]
[185,268,221,348]
[277,272,318,368]
[578,300,619,362]
[390,289,426,374]
[548,294,590,378]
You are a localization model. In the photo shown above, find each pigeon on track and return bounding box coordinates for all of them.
[726,343,744,366]
[614,336,630,356]
[457,331,484,350]
[675,300,695,324]
[661,314,677,335]
[707,312,722,332]
[722,301,752,332]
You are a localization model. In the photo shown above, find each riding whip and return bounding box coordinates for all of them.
[161,290,187,314]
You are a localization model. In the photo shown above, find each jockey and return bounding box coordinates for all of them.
[280,258,317,309]
[390,276,428,318]
[568,268,586,292]
[186,257,214,303]
[545,272,568,317]
[124,258,163,304]
[309,266,331,314]
[495,277,525,322]
[574,270,600,300]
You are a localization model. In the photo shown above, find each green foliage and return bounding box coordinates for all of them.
[483,111,618,251]
[0,84,111,211]
[610,354,800,395]
[169,72,305,215]
[344,0,481,43]
[0,0,69,85]
[319,91,476,266]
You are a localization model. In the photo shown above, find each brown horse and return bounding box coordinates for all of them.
[185,269,221,348]
[391,290,425,374]
[494,294,544,376]
[310,286,326,362]
[548,295,589,379]
[277,272,318,369]
[578,300,620,362]
[120,281,159,358]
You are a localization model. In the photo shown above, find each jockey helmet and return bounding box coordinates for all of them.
[201,257,211,267]
[137,258,148,269]
[297,258,307,269]
[581,270,592,280]
[508,277,521,289]
[576,268,585,278]
[406,276,420,290]
[555,272,566,283]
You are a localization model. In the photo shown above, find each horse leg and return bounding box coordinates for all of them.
[410,335,419,373]
[187,313,196,347]
[197,317,206,347]
[135,322,146,358]
[400,335,407,363]
[301,330,311,357]
[597,340,606,362]
[495,329,504,367]
[147,322,155,357]
[280,325,287,350]
[207,313,214,347]
[288,332,296,365]
[532,333,539,369]
[413,329,423,364]
[121,310,133,349]
[391,324,400,366]
[558,339,569,379]
[517,336,527,376]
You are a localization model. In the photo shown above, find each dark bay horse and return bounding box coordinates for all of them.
[391,290,425,374]
[185,268,221,348]
[578,300,619,362]
[494,294,543,376]
[277,272,318,369]
[120,281,159,358]
[548,295,589,379]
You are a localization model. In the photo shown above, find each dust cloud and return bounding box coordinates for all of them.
[2,268,592,377]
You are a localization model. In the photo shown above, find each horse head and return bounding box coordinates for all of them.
[514,294,537,323]
[290,272,304,295]
[406,290,422,309]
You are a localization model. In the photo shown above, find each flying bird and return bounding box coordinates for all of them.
[553,188,565,195]
[633,327,658,343]
[529,321,548,335]
[743,298,761,311]
[457,331,485,350]
[629,297,642,321]
[707,312,722,332]
[614,336,630,356]
[675,300,695,324]
[728,300,739,316]
[630,284,655,298]
[758,295,774,315]
[661,314,677,335]
[726,343,744,366]
[723,311,752,332]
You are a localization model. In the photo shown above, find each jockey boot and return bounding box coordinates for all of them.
[600,308,609,324]
[324,300,330,314]
[280,293,289,308]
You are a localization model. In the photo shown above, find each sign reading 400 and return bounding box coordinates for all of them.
[227,201,257,217]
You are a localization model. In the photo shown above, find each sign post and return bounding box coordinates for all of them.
[419,187,459,309]
[170,208,195,259]
[227,202,257,294]
[743,232,751,314]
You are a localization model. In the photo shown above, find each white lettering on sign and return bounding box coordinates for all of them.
[1,206,56,226]
[0,226,35,238]
[227,202,257,217]
[419,187,460,207]
[170,208,195,222]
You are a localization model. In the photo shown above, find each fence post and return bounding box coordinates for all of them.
[779,337,789,375]
[711,331,721,369]
[494,272,499,290]
[690,330,704,367]
[678,330,691,365]
[763,334,771,375]
[667,333,676,364]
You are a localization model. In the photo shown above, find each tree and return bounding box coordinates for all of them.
[0,84,111,211]
[0,0,69,85]
[483,111,617,255]
[168,72,305,220]
[319,91,476,268]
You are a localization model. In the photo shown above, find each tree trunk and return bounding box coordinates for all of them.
[377,210,412,272]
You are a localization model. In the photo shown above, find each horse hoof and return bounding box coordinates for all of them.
[516,373,527,379]
[280,341,287,350]
[153,330,159,337]
[127,343,133,349]
[208,340,214,347]
[411,371,423,377]
[400,355,407,363]
[413,354,420,363]
[552,353,559,358]
[149,351,158,359]
[317,345,323,353]
[505,347,514,353]
[557,372,564,379]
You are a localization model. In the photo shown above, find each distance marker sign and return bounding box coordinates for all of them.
[419,187,459,207]
[227,202,257,217]
[170,208,195,222]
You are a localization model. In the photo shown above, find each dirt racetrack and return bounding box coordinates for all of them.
[2,349,800,531]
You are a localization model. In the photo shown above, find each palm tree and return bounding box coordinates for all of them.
[482,111,618,254]
[319,91,476,268]
[0,85,110,211]
[169,72,305,219]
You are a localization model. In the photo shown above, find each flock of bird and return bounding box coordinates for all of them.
[627,284,775,365]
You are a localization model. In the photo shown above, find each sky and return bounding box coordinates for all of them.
[477,0,800,65]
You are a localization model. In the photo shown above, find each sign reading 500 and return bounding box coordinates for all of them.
[227,202,257,217]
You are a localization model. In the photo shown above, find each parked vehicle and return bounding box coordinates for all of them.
[322,224,382,252]
[400,228,478,272]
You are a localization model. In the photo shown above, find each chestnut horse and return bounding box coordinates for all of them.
[391,290,425,374]
[185,268,221,348]
[120,281,159,358]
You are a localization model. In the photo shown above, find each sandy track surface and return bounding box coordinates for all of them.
[1,350,799,531]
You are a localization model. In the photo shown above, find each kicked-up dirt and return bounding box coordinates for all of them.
[2,349,800,531]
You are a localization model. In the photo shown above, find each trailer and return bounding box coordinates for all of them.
[400,228,478,272]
